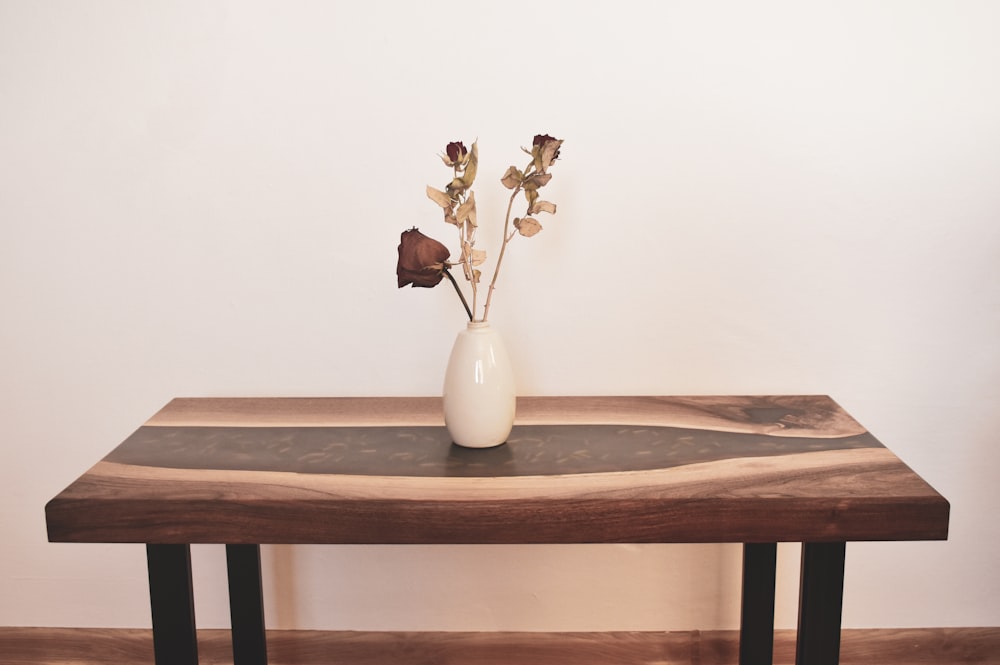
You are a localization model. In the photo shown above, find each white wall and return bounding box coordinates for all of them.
[2,0,998,631]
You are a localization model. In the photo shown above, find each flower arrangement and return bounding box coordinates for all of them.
[397,134,564,322]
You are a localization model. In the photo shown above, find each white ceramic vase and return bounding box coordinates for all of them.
[442,321,516,448]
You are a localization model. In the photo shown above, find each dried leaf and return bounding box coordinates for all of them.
[523,172,552,189]
[540,139,563,171]
[525,188,538,210]
[461,246,487,267]
[462,141,478,187]
[500,165,522,189]
[514,216,542,237]
[426,186,452,209]
[530,200,557,215]
[472,268,481,283]
[532,147,544,174]
[455,191,477,227]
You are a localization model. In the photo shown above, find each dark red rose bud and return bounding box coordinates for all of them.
[445,141,468,164]
[397,228,451,288]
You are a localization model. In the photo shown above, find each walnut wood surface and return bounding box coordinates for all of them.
[3,628,997,665]
[45,396,949,544]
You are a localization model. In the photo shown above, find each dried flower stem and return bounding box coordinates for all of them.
[481,171,527,322]
[419,136,561,323]
[467,234,479,317]
[443,267,473,321]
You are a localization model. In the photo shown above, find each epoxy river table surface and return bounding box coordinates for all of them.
[45,395,950,665]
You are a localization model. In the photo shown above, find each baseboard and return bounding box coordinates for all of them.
[1,627,998,664]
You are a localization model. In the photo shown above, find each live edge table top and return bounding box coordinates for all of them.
[45,395,949,546]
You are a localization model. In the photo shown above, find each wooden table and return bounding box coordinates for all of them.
[45,396,949,665]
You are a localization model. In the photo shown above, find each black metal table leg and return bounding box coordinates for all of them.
[146,544,199,665]
[739,542,777,665]
[796,542,846,665]
[226,544,268,665]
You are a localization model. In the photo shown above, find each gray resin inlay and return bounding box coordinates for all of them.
[105,425,883,477]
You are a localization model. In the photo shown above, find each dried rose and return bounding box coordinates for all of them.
[530,134,563,174]
[533,134,560,152]
[396,228,451,288]
[442,141,469,167]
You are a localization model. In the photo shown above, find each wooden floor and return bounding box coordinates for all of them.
[1,628,998,664]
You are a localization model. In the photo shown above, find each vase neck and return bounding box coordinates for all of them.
[467,320,491,330]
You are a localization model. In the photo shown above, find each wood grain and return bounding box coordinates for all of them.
[45,396,949,544]
[2,628,998,665]
[145,395,868,438]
